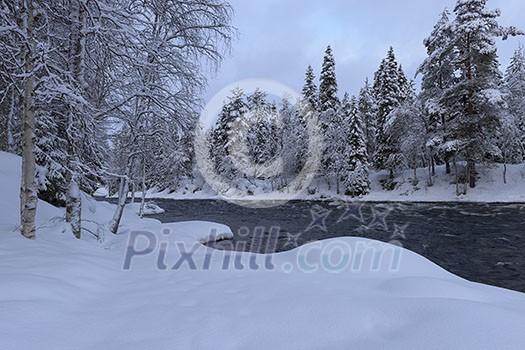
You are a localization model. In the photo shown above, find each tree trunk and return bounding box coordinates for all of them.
[445,159,451,175]
[20,0,37,240]
[428,159,433,186]
[427,153,433,186]
[7,87,16,153]
[465,33,476,189]
[139,160,146,218]
[109,162,132,234]
[453,155,459,196]
[65,169,81,239]
[503,162,507,185]
[109,174,129,234]
[467,158,476,189]
[64,0,86,239]
[130,182,136,204]
[463,162,469,195]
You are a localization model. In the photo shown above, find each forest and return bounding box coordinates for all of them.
[0,0,234,238]
[1,0,524,239]
[207,5,525,200]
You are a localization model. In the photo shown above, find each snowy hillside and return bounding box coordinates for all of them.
[2,151,525,349]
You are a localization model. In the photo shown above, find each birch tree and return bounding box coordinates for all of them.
[108,0,233,233]
[0,0,42,239]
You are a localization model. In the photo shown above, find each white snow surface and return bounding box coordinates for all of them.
[139,201,166,215]
[102,163,525,203]
[1,151,525,349]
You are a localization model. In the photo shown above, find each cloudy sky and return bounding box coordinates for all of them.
[203,0,525,102]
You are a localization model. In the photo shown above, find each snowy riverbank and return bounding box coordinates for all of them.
[97,162,525,203]
[2,151,525,349]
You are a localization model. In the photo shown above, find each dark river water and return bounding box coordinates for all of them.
[141,199,525,292]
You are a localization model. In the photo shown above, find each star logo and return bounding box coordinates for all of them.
[367,207,392,231]
[390,223,408,240]
[306,206,332,232]
[353,224,372,234]
[337,200,365,224]
[283,231,304,249]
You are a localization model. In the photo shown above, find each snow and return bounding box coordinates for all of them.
[104,162,525,203]
[365,163,525,203]
[139,201,165,215]
[2,151,525,349]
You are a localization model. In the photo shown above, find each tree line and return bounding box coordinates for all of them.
[1,0,524,240]
[208,0,524,198]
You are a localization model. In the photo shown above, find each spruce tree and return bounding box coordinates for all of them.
[417,10,456,174]
[504,46,525,157]
[357,78,377,160]
[212,87,248,179]
[327,93,346,194]
[246,89,275,168]
[372,47,408,176]
[343,95,370,196]
[319,45,340,188]
[280,96,306,183]
[319,46,339,115]
[302,65,319,111]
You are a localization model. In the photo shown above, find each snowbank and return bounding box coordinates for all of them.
[101,163,525,203]
[365,163,525,203]
[1,151,525,350]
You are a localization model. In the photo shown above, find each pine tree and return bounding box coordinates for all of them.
[343,95,370,196]
[444,0,523,188]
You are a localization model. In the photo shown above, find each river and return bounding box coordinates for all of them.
[141,199,525,292]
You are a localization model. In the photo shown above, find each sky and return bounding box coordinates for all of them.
[203,0,525,103]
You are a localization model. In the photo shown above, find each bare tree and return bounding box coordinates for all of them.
[107,0,234,234]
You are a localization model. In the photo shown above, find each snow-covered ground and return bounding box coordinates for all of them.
[2,151,525,349]
[99,162,525,203]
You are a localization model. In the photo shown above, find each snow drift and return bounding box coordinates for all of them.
[1,151,525,350]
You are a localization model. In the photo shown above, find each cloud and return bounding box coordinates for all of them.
[205,0,525,101]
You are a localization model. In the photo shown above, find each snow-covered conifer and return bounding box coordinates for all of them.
[504,46,525,158]
[319,45,340,188]
[357,78,377,160]
[372,47,409,175]
[343,95,370,196]
[443,0,523,188]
